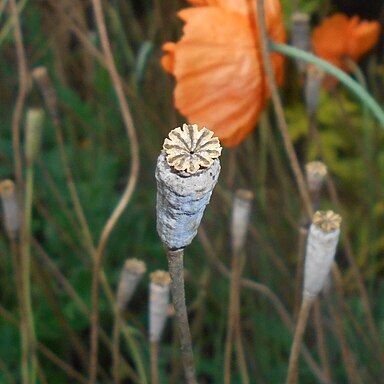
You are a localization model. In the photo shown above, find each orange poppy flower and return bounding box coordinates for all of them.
[161,0,286,147]
[312,13,381,72]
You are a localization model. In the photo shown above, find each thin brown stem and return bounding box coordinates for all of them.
[9,0,28,381]
[166,248,197,384]
[313,299,332,383]
[311,119,384,360]
[0,305,88,384]
[224,250,249,384]
[286,295,314,384]
[150,341,160,384]
[255,0,313,218]
[89,0,140,380]
[198,228,326,382]
[112,313,121,384]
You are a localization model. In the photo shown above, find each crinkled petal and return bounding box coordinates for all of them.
[347,18,381,61]
[161,42,177,73]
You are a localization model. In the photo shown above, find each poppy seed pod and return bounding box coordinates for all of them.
[116,258,146,311]
[231,189,253,254]
[304,65,325,116]
[291,12,311,73]
[25,108,44,166]
[305,161,327,206]
[303,210,341,298]
[0,180,20,239]
[149,270,171,343]
[156,124,222,250]
[32,66,59,122]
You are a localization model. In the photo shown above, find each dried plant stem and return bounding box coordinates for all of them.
[89,0,140,381]
[9,1,29,380]
[224,251,249,384]
[0,305,88,384]
[293,227,308,319]
[166,248,197,384]
[150,341,160,384]
[198,228,327,382]
[255,0,313,219]
[286,295,314,384]
[313,299,332,383]
[112,313,122,384]
[22,166,38,384]
[329,266,363,384]
[32,239,140,383]
[10,239,28,384]
[311,120,384,360]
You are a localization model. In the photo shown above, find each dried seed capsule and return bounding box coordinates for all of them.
[156,124,222,250]
[305,161,327,207]
[291,12,311,73]
[149,270,171,343]
[303,210,341,298]
[25,108,44,166]
[32,67,59,122]
[231,189,253,254]
[116,258,146,311]
[305,64,325,116]
[0,180,20,239]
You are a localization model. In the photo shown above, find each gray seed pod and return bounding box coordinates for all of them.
[305,65,325,116]
[305,161,327,194]
[116,258,146,311]
[149,271,171,343]
[0,180,20,239]
[231,189,253,254]
[156,124,222,250]
[291,12,311,73]
[25,108,44,166]
[303,211,341,298]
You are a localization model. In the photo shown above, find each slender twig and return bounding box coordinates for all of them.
[286,295,314,384]
[198,228,326,382]
[22,165,38,384]
[166,249,197,384]
[311,120,384,360]
[150,341,160,384]
[224,250,249,384]
[112,312,121,384]
[0,305,88,384]
[89,0,140,380]
[313,298,332,383]
[255,0,313,218]
[9,1,30,382]
[32,239,140,383]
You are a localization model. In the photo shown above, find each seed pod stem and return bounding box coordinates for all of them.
[285,295,314,384]
[287,211,341,384]
[166,249,197,384]
[156,124,221,383]
[149,270,171,384]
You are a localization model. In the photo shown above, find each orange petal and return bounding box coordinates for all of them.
[161,42,177,74]
[312,13,349,68]
[171,7,264,147]
[347,18,381,61]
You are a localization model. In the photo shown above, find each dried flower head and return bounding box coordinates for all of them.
[0,180,20,239]
[312,210,342,232]
[150,270,171,286]
[124,258,147,275]
[116,258,146,311]
[163,124,222,174]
